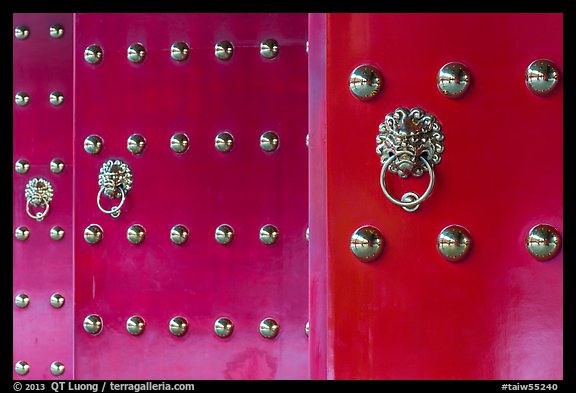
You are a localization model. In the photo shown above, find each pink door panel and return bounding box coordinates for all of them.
[73,13,309,380]
[13,13,74,380]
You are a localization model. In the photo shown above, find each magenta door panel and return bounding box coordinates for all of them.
[73,13,309,379]
[13,13,74,379]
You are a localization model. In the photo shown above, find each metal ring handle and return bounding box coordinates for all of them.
[380,155,435,208]
[26,196,50,221]
[97,186,125,218]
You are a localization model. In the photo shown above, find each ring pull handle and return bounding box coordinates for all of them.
[25,178,53,222]
[380,155,435,212]
[376,107,445,212]
[97,159,133,218]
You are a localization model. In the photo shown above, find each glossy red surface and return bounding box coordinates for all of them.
[309,13,563,379]
[73,13,309,379]
[13,13,74,379]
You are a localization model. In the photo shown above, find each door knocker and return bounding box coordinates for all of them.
[97,159,133,218]
[376,107,445,212]
[25,178,54,221]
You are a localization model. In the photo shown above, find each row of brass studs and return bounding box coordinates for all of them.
[349,60,561,100]
[14,360,64,377]
[84,39,281,65]
[14,293,65,309]
[15,159,65,174]
[83,132,281,155]
[16,224,311,245]
[14,318,310,375]
[350,224,562,263]
[84,224,295,245]
[15,226,65,241]
[83,314,307,339]
[14,91,64,106]
[14,25,64,39]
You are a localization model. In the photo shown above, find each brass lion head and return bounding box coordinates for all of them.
[376,107,445,178]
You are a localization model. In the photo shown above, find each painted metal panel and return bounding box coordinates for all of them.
[309,13,563,380]
[13,13,74,380]
[73,13,309,379]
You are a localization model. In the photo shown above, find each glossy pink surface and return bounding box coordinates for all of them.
[13,13,74,379]
[73,13,309,379]
[309,13,563,379]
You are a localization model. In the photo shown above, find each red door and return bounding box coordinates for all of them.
[308,13,563,380]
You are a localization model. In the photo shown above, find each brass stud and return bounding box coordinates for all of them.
[349,65,384,101]
[260,39,279,59]
[526,59,561,96]
[50,293,65,309]
[15,293,30,308]
[15,92,30,106]
[127,224,146,245]
[50,159,65,174]
[215,224,234,245]
[306,227,309,242]
[260,131,279,152]
[437,225,472,262]
[214,317,234,338]
[50,226,65,241]
[526,224,562,261]
[170,133,190,154]
[259,318,280,339]
[215,132,234,153]
[83,314,103,335]
[170,41,190,62]
[350,225,385,263]
[84,135,103,155]
[127,43,146,63]
[84,44,103,64]
[437,62,473,98]
[15,226,30,241]
[84,224,103,244]
[259,225,279,245]
[15,159,30,174]
[127,134,146,154]
[49,91,64,106]
[50,361,65,376]
[215,41,234,61]
[170,225,189,245]
[15,360,30,376]
[15,26,30,40]
[126,315,146,336]
[49,24,64,39]
[169,316,189,337]
[305,321,309,337]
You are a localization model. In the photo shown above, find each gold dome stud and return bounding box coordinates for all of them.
[526,224,562,261]
[437,225,472,262]
[259,318,280,339]
[350,226,385,263]
[214,317,234,338]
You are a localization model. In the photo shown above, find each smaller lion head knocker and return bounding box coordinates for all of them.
[25,178,54,221]
[97,159,133,218]
[376,107,445,211]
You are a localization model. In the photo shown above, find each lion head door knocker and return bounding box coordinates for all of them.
[376,107,445,212]
[25,178,54,221]
[97,159,133,218]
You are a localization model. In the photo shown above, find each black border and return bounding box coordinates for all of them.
[3,1,573,389]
